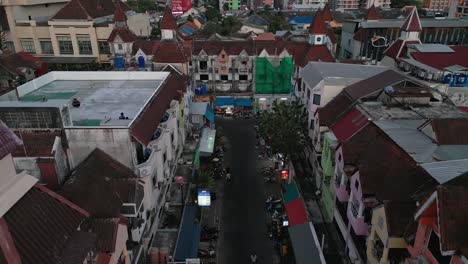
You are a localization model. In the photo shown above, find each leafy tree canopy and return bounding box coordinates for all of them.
[257,9,290,33]
[126,0,158,13]
[259,101,308,164]
[391,0,422,9]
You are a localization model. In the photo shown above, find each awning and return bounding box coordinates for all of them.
[215,97,235,106]
[283,182,300,204]
[235,98,252,107]
[199,128,216,156]
[174,205,200,261]
[288,222,326,264]
[215,97,252,107]
[285,198,308,226]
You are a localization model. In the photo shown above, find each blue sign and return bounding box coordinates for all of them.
[198,190,211,207]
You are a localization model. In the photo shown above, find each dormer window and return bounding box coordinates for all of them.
[242,60,247,65]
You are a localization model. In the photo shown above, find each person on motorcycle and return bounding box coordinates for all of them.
[250,253,258,263]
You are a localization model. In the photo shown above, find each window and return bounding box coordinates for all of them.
[309,119,314,130]
[338,154,342,162]
[220,75,228,81]
[4,41,15,52]
[40,40,53,54]
[239,75,248,81]
[77,35,92,55]
[20,39,35,54]
[57,35,73,54]
[118,43,123,50]
[163,153,167,163]
[307,89,311,99]
[99,41,110,54]
[313,94,321,105]
[354,180,359,189]
[200,74,209,80]
[199,61,207,70]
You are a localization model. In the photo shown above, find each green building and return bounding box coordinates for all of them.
[320,132,338,222]
[232,0,238,10]
[254,55,294,110]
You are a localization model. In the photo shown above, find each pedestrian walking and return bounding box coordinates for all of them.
[250,253,258,263]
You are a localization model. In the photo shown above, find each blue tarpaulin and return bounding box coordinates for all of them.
[205,105,215,122]
[215,97,252,107]
[174,205,200,261]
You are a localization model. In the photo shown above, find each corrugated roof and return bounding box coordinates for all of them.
[412,44,454,53]
[80,218,120,253]
[3,185,94,264]
[410,46,468,71]
[0,121,22,160]
[374,119,437,163]
[344,70,407,100]
[318,92,353,126]
[384,201,416,237]
[12,130,61,157]
[60,149,141,218]
[52,0,130,20]
[358,18,468,29]
[431,118,468,145]
[421,159,468,184]
[288,223,325,264]
[331,108,369,142]
[153,41,191,63]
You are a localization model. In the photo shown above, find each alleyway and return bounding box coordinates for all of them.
[216,118,277,264]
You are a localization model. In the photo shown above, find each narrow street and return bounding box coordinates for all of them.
[216,118,277,264]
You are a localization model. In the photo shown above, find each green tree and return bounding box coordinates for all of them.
[187,14,194,22]
[391,0,421,9]
[199,21,222,35]
[259,101,307,164]
[205,6,222,21]
[195,170,214,189]
[126,0,157,13]
[220,16,242,35]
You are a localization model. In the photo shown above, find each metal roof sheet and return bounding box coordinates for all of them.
[355,18,468,28]
[411,44,454,53]
[288,222,326,264]
[421,159,468,184]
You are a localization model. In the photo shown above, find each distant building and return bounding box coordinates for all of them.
[340,6,468,62]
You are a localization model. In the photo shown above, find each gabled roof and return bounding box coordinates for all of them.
[365,4,379,20]
[309,9,327,35]
[52,0,130,20]
[2,184,95,264]
[340,123,382,166]
[343,69,406,100]
[437,185,468,256]
[318,92,354,126]
[430,118,468,145]
[130,74,186,146]
[107,28,138,43]
[256,32,276,41]
[0,121,22,160]
[153,41,191,63]
[327,27,337,44]
[193,40,254,56]
[384,39,421,59]
[12,130,61,157]
[132,39,160,55]
[400,6,421,32]
[353,27,365,41]
[384,201,416,237]
[113,3,127,22]
[60,149,141,218]
[161,7,177,30]
[331,108,369,143]
[322,4,333,22]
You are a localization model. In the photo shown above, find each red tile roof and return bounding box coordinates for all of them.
[81,218,119,253]
[365,4,379,20]
[193,40,254,55]
[161,7,177,30]
[130,73,186,145]
[153,41,191,63]
[256,32,276,41]
[401,6,421,32]
[61,149,142,218]
[132,39,160,55]
[437,185,468,256]
[318,92,354,126]
[52,0,130,20]
[12,130,61,157]
[409,46,468,70]
[331,108,369,142]
[0,52,42,75]
[107,28,138,43]
[309,8,327,35]
[322,4,333,22]
[2,184,95,264]
[0,121,22,160]
[430,118,468,145]
[113,3,127,22]
[285,198,308,226]
[341,123,382,166]
[358,132,437,201]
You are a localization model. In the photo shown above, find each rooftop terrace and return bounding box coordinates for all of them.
[16,72,169,127]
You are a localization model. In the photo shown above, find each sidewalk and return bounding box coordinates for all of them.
[293,158,351,264]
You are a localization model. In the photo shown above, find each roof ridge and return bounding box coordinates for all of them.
[34,184,90,218]
[75,0,91,19]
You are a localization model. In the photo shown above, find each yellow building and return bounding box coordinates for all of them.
[367,201,415,264]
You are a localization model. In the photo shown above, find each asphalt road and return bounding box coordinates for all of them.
[217,118,277,264]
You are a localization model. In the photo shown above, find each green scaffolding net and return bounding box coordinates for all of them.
[255,56,293,95]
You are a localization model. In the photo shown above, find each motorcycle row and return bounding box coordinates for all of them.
[265,195,287,254]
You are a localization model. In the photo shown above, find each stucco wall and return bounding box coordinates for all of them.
[65,128,136,170]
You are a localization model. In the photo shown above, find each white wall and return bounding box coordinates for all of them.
[127,13,151,37]
[14,157,41,179]
[12,3,66,21]
[65,128,137,170]
[53,136,68,184]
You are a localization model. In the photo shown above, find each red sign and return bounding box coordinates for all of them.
[171,0,191,14]
[281,170,289,180]
[176,176,184,185]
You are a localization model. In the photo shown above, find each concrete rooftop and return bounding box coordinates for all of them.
[16,71,170,127]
